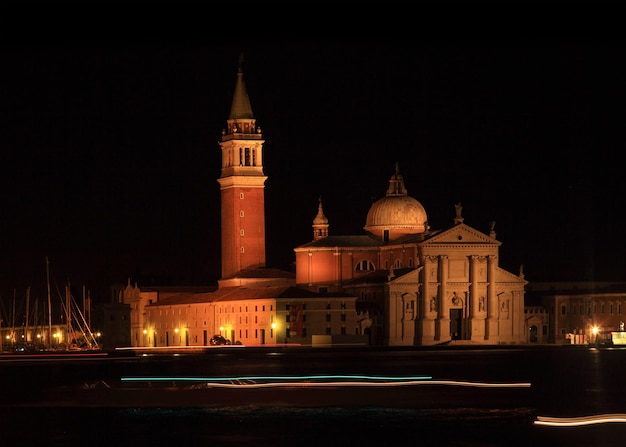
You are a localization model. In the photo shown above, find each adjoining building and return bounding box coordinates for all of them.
[526,282,626,345]
[121,54,530,348]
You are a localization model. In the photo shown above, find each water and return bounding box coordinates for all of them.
[1,406,557,447]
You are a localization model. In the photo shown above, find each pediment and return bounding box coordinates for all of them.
[494,266,528,285]
[422,223,501,246]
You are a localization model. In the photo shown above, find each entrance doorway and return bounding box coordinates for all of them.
[529,325,538,343]
[450,309,462,340]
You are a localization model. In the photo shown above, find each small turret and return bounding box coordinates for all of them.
[312,196,329,240]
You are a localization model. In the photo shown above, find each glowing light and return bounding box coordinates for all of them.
[535,414,626,427]
[122,374,432,382]
[120,374,531,390]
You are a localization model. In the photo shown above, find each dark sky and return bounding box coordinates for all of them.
[2,39,625,306]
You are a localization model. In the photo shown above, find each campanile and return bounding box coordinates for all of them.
[217,55,268,279]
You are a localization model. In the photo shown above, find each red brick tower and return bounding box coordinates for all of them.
[217,55,268,279]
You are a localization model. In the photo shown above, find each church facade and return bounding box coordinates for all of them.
[122,55,528,348]
[295,166,528,346]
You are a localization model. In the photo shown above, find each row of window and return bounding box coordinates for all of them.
[285,314,346,322]
[355,258,414,271]
[560,302,623,316]
[224,146,259,168]
[285,303,347,310]
[286,326,353,337]
[218,304,272,313]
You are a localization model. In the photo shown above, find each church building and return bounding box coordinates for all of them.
[122,55,528,348]
[295,164,528,345]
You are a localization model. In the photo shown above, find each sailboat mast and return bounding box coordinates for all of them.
[46,256,52,347]
[25,286,30,343]
[66,283,71,346]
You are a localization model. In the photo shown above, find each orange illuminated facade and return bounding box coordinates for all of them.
[122,53,531,348]
[294,165,529,346]
[122,55,363,348]
[217,55,267,280]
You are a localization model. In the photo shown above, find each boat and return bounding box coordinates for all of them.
[0,256,101,353]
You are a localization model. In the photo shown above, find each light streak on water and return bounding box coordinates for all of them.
[122,374,432,382]
[120,374,531,389]
[534,414,626,427]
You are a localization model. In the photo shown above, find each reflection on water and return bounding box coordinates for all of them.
[5,406,626,447]
[4,406,539,446]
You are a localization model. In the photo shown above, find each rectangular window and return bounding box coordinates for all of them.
[325,327,331,335]
[341,327,346,335]
[561,305,566,315]
[325,314,331,322]
[341,314,346,322]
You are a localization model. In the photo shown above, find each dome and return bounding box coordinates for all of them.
[364,164,428,239]
[365,195,428,232]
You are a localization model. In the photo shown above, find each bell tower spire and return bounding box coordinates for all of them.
[217,54,268,279]
[312,196,329,241]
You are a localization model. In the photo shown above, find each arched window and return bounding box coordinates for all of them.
[355,260,375,271]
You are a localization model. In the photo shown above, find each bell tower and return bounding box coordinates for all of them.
[217,54,267,279]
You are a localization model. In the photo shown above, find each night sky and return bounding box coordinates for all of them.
[2,39,625,306]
